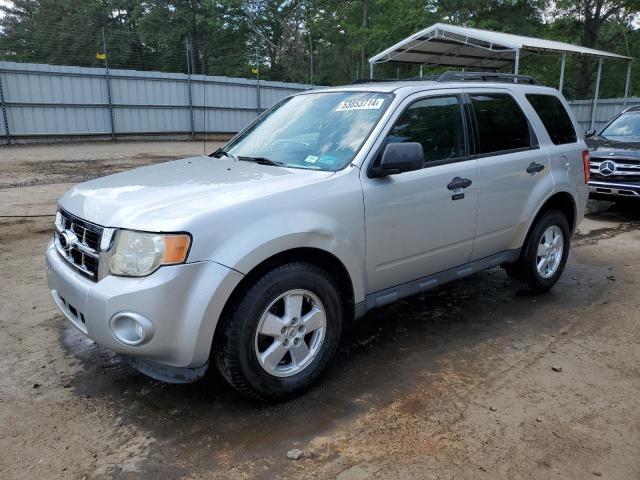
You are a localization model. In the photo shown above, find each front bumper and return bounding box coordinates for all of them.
[589,180,640,200]
[45,240,243,371]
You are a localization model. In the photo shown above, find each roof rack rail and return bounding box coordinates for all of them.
[436,71,538,84]
[351,71,538,85]
[351,76,440,84]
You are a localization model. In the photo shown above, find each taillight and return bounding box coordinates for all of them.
[582,150,590,184]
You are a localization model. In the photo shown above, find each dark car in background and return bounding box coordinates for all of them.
[586,106,640,201]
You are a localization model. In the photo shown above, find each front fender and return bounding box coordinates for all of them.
[188,167,367,304]
[213,210,366,304]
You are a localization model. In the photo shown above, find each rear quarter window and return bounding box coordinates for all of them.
[526,94,577,145]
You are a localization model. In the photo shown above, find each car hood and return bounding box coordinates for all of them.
[587,137,640,159]
[59,156,334,231]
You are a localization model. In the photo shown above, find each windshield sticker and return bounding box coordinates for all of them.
[318,155,337,166]
[336,98,385,112]
[304,155,320,164]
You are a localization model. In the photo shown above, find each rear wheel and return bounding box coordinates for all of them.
[214,262,342,401]
[505,209,570,293]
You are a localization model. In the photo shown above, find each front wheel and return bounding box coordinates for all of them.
[214,262,343,401]
[505,209,571,293]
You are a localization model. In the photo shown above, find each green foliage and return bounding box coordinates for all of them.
[430,0,546,34]
[0,0,638,97]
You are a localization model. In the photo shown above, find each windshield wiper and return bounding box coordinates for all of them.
[209,147,238,161]
[237,155,285,167]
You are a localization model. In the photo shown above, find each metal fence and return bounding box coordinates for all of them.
[0,61,313,144]
[0,60,636,145]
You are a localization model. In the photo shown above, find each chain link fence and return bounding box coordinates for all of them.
[0,20,635,144]
[0,25,323,85]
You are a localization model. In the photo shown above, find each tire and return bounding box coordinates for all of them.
[214,262,343,402]
[505,209,571,293]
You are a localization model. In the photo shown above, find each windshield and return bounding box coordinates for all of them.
[226,91,393,171]
[600,112,640,142]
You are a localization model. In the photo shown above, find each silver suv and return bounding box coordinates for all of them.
[46,73,589,400]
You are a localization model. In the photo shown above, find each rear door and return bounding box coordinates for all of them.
[465,89,552,260]
[361,91,479,293]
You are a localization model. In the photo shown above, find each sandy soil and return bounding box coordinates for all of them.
[0,141,638,479]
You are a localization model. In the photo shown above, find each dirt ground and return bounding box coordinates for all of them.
[0,141,639,480]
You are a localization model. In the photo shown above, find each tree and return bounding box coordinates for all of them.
[0,0,108,66]
[553,0,640,98]
[223,0,311,82]
[1,0,638,91]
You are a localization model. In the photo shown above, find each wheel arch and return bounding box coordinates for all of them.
[522,190,577,246]
[212,247,357,348]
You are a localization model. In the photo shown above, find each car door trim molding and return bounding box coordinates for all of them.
[353,248,520,319]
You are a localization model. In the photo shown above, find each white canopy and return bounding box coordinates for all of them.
[369,23,632,70]
[368,23,634,131]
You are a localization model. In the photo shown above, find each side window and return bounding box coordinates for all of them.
[526,94,577,145]
[470,93,532,155]
[386,96,466,164]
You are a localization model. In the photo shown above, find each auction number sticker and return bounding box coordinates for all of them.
[336,98,385,111]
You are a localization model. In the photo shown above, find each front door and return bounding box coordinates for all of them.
[361,93,479,294]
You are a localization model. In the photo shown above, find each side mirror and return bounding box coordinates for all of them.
[585,129,597,138]
[369,142,425,178]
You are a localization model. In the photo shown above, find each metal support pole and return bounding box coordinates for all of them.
[559,52,567,94]
[590,57,603,131]
[514,49,520,76]
[369,62,373,79]
[185,38,195,138]
[309,32,314,88]
[202,55,207,155]
[623,61,632,107]
[256,70,261,113]
[102,28,116,140]
[0,73,10,145]
[419,65,423,78]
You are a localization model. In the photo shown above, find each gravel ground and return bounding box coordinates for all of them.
[0,141,639,479]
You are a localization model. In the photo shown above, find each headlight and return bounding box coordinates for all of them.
[109,230,191,277]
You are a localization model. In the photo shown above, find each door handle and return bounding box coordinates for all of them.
[526,162,545,174]
[447,177,472,190]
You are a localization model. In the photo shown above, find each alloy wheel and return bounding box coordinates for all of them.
[254,289,326,377]
[536,225,564,278]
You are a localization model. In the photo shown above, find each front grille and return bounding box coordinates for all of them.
[590,157,640,181]
[54,208,104,281]
[590,173,640,182]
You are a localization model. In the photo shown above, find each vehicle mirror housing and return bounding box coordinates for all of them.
[370,142,425,178]
[584,129,597,138]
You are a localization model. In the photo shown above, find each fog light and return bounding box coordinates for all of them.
[109,312,154,346]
